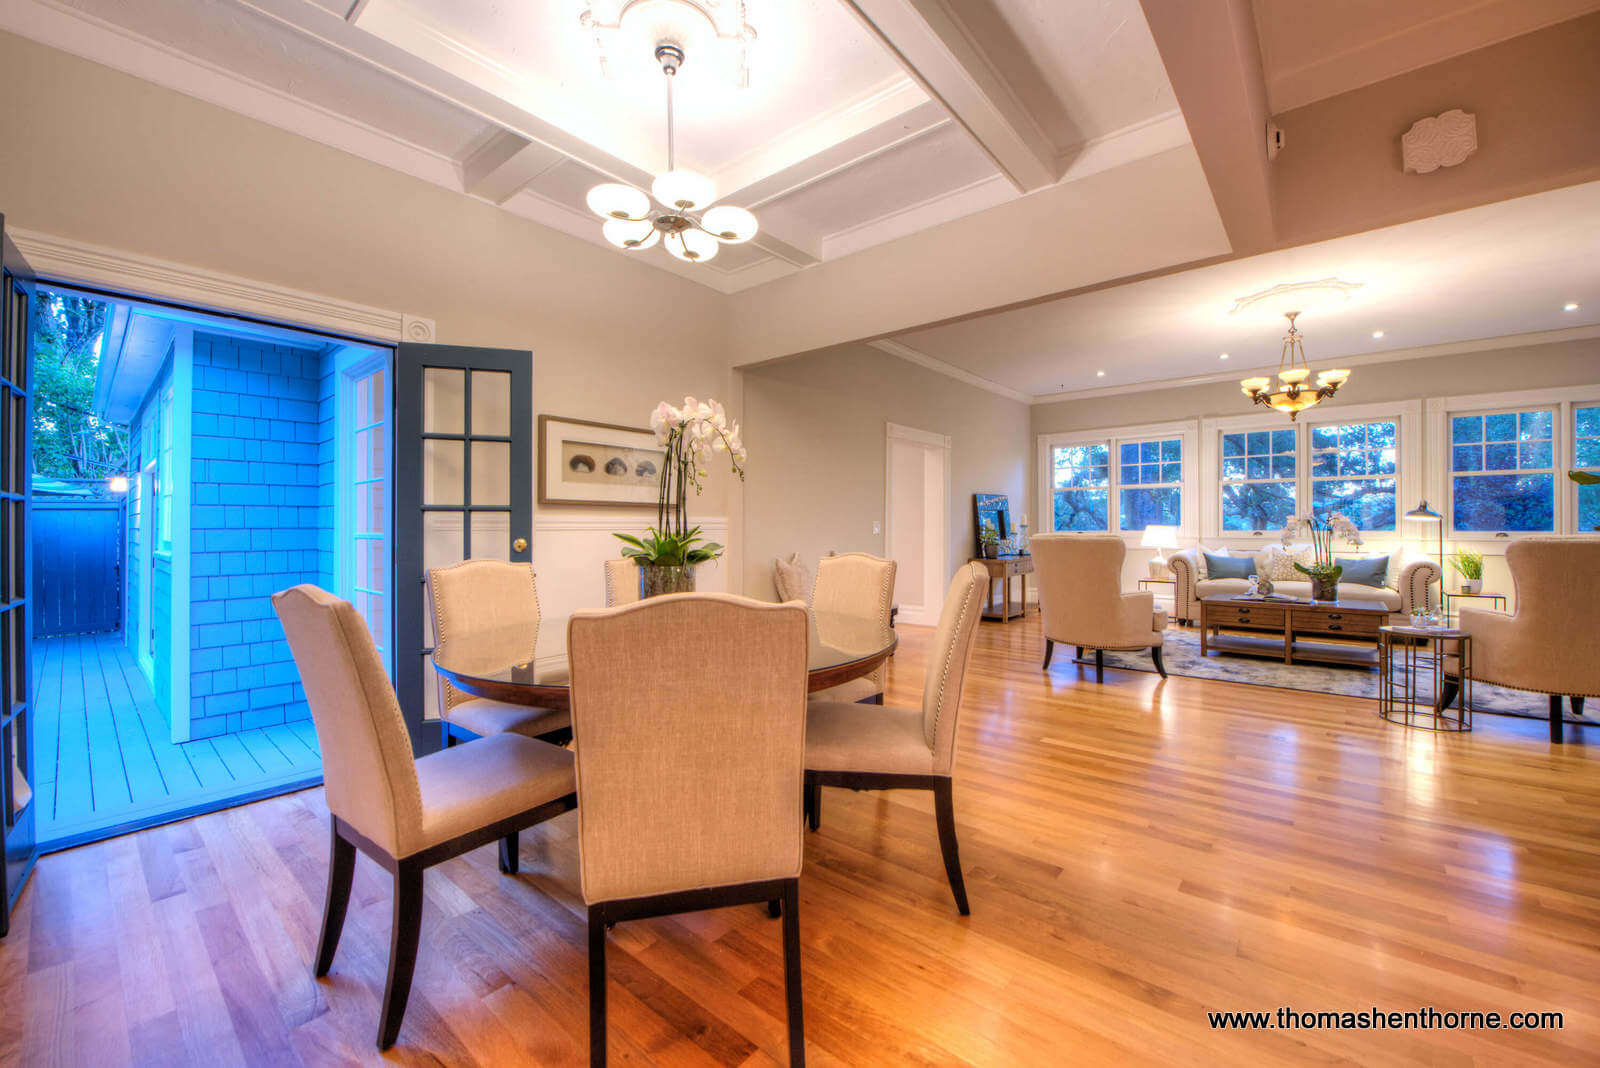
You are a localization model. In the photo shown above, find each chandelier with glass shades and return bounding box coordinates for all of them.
[1238,310,1351,420]
[584,43,758,264]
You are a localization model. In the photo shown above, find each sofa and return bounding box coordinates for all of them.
[1167,544,1440,625]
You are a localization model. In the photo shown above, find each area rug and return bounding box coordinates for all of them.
[1096,628,1595,727]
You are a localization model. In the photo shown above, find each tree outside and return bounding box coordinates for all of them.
[31,292,128,482]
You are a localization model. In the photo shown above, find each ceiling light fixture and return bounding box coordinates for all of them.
[1371,330,1384,338]
[1565,302,1580,311]
[1239,310,1350,421]
[1096,370,1106,377]
[1219,352,1230,360]
[585,43,758,263]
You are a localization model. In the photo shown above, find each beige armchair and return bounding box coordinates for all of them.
[1032,534,1167,682]
[568,594,810,1067]
[809,551,897,704]
[602,557,640,607]
[273,585,576,1050]
[804,562,987,914]
[1442,537,1600,743]
[427,560,569,749]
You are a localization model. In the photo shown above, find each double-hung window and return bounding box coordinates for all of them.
[1118,437,1182,531]
[1220,428,1295,531]
[1576,404,1600,531]
[1450,409,1555,532]
[1050,443,1110,531]
[1309,419,1397,530]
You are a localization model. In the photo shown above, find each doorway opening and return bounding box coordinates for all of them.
[28,285,393,849]
[885,423,951,626]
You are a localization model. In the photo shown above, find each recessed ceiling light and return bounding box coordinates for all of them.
[1219,352,1230,360]
[1096,370,1106,377]
[1565,302,1580,311]
[1371,330,1384,338]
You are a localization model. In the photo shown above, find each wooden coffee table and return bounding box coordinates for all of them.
[1199,595,1389,668]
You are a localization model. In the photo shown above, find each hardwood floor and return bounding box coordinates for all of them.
[3,615,1597,1065]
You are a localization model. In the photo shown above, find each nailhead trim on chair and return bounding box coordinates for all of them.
[926,564,984,751]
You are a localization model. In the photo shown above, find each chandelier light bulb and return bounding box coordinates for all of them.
[665,227,720,262]
[602,218,660,250]
[586,183,649,220]
[652,169,716,211]
[701,204,758,243]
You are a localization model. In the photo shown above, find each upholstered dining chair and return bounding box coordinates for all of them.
[1031,533,1167,683]
[809,551,897,704]
[273,585,576,1051]
[1438,536,1600,742]
[803,561,987,915]
[427,560,570,747]
[602,556,640,607]
[568,594,810,1067]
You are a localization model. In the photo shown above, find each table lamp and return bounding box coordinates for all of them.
[1140,525,1179,579]
[1403,500,1443,609]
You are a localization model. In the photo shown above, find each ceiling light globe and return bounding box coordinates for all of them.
[602,218,660,251]
[701,205,758,243]
[586,183,650,220]
[652,169,716,211]
[666,228,719,263]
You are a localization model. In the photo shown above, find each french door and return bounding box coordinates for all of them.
[394,344,531,753]
[0,216,37,934]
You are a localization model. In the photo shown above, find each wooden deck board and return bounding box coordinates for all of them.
[29,634,322,849]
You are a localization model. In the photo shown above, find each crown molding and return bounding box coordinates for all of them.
[868,339,1030,404]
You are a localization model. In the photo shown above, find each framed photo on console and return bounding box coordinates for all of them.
[538,415,664,506]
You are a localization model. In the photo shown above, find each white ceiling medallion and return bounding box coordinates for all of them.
[579,0,756,88]
[1402,109,1478,175]
[1229,277,1363,317]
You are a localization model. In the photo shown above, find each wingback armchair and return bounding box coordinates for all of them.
[1444,537,1600,742]
[1031,534,1166,682]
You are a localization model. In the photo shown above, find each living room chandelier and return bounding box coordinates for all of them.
[584,43,758,264]
[1238,310,1351,420]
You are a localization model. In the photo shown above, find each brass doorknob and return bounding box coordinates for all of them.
[513,537,529,553]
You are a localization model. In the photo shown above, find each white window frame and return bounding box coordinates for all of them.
[1037,420,1198,539]
[1215,422,1299,537]
[155,383,174,556]
[1305,413,1404,533]
[1575,399,1600,532]
[334,346,395,676]
[1428,385,1600,539]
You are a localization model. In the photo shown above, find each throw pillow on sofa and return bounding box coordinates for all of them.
[1203,551,1256,580]
[1336,555,1388,588]
[1194,545,1230,578]
[1261,543,1313,581]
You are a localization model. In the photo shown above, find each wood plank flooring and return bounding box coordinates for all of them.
[31,634,323,849]
[3,616,1598,1065]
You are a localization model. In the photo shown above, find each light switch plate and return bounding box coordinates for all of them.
[873,521,881,535]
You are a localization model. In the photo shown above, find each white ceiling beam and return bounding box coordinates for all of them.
[460,130,564,204]
[839,0,1058,193]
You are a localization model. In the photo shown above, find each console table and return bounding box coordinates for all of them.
[973,555,1032,623]
[1442,591,1506,622]
[1199,595,1388,667]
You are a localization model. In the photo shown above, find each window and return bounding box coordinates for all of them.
[347,365,390,667]
[1450,409,1555,532]
[1050,442,1109,531]
[1221,428,1296,531]
[1577,405,1600,532]
[156,385,173,553]
[1310,420,1397,530]
[1118,437,1182,531]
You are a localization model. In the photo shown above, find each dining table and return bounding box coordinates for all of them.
[432,608,898,712]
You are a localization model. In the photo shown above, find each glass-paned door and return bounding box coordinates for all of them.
[0,216,38,934]
[394,344,530,752]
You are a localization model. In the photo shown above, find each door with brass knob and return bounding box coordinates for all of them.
[394,343,531,752]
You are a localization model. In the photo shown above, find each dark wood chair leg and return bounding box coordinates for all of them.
[588,907,608,1068]
[781,878,806,1066]
[498,831,519,875]
[857,693,884,705]
[1075,645,1084,660]
[767,898,782,919]
[931,778,970,915]
[1434,677,1460,715]
[1550,694,1564,743]
[377,864,424,1051]
[1150,645,1167,679]
[1042,638,1054,669]
[1094,648,1104,684]
[1573,696,1586,717]
[805,783,821,832]
[314,823,356,977]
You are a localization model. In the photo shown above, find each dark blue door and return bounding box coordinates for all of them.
[32,502,122,636]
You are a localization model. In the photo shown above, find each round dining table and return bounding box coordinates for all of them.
[432,609,898,712]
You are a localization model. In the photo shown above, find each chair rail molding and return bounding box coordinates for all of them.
[10,228,431,344]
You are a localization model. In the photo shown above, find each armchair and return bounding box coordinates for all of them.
[1032,534,1166,682]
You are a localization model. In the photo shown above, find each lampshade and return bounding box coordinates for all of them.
[1139,524,1178,549]
[1319,368,1352,385]
[602,218,660,250]
[652,169,716,211]
[1239,377,1271,395]
[586,183,649,220]
[1277,368,1310,385]
[665,227,719,262]
[1404,500,1442,522]
[701,204,758,243]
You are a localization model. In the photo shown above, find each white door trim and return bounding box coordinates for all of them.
[884,424,951,627]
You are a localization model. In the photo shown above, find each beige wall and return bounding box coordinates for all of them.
[741,344,1029,602]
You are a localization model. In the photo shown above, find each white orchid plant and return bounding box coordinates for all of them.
[614,396,747,567]
[1279,512,1363,583]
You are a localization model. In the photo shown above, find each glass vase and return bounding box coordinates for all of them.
[1310,573,1339,601]
[640,564,696,599]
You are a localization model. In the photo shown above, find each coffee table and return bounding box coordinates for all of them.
[1198,595,1389,668]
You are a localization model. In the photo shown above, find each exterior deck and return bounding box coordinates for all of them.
[31,633,322,850]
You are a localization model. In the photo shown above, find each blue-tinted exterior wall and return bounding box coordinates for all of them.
[187,331,327,739]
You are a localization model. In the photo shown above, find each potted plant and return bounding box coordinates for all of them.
[614,396,745,598]
[1571,470,1600,530]
[1448,548,1484,595]
[978,523,1000,559]
[1281,513,1361,601]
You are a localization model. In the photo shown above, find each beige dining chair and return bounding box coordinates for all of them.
[568,593,810,1067]
[427,560,570,746]
[809,552,897,704]
[1031,533,1167,682]
[273,585,576,1051]
[602,556,641,607]
[803,561,987,914]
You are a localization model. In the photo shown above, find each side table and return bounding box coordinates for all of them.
[1378,625,1471,732]
[973,555,1033,622]
[1442,591,1506,623]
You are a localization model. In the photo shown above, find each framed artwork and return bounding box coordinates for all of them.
[538,415,664,506]
[974,492,1010,552]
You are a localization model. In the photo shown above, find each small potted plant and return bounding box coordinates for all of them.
[1281,513,1361,601]
[1571,470,1600,530]
[978,523,1001,559]
[1448,548,1484,595]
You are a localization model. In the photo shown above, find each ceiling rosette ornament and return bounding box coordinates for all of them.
[1401,109,1478,174]
[579,0,756,88]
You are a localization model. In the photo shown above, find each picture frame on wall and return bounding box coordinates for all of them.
[537,415,664,507]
